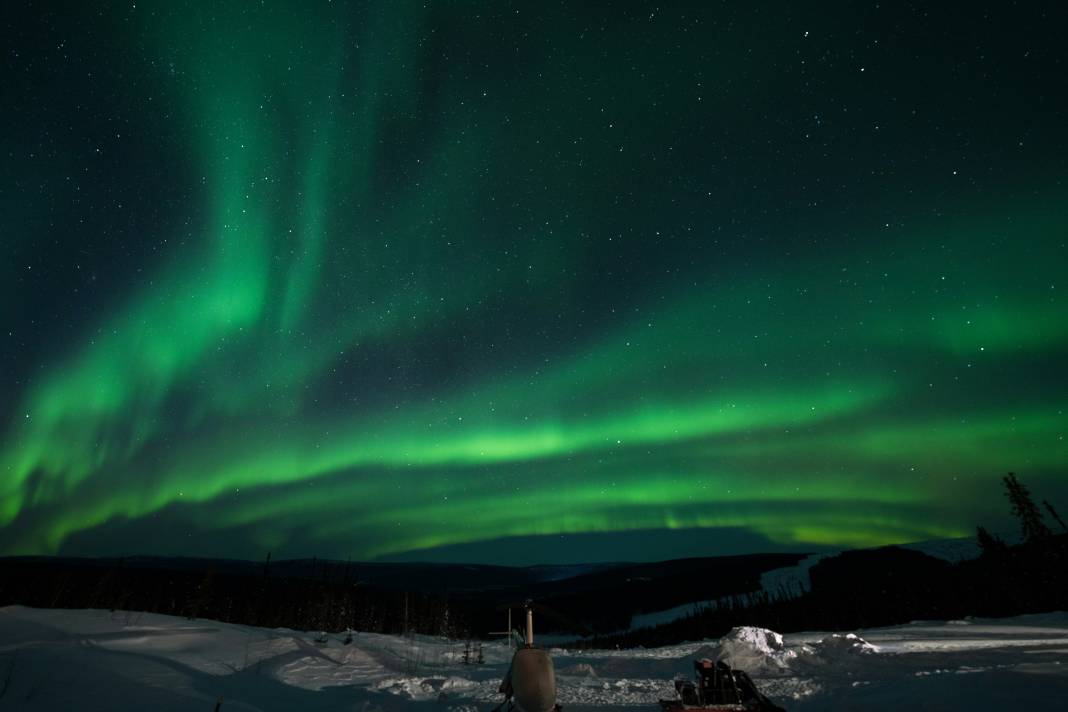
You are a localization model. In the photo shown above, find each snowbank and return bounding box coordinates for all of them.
[2,605,1067,710]
[697,626,802,673]
[815,632,879,657]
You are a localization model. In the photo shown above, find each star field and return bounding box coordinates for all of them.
[2,1,1066,563]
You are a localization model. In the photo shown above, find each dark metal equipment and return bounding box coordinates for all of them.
[659,659,786,711]
[493,602,562,712]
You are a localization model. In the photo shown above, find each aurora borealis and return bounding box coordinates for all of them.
[2,1,1066,563]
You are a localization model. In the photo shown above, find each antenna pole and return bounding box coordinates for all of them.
[487,608,514,650]
[525,606,534,647]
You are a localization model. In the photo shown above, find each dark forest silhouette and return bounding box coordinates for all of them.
[2,474,1065,649]
[580,473,1068,648]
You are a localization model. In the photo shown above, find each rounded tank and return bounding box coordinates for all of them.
[509,647,556,712]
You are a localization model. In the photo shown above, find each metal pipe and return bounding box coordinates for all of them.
[728,665,742,704]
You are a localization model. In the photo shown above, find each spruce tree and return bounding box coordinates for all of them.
[1043,500,1068,533]
[1002,472,1051,542]
[975,525,1006,555]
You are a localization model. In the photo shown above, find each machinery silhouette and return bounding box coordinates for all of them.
[492,600,584,712]
[659,659,786,711]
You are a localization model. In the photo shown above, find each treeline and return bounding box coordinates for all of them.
[455,553,805,637]
[578,473,1068,649]
[0,555,472,638]
[4,474,1063,648]
[0,552,804,641]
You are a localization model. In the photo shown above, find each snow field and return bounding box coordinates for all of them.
[1,605,1067,710]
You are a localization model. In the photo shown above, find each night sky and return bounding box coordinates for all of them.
[2,2,1066,564]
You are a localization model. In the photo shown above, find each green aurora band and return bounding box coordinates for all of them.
[2,2,1066,561]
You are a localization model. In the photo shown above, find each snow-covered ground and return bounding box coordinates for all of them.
[1,605,1066,710]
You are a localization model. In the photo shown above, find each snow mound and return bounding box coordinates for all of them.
[374,675,475,700]
[817,633,879,656]
[726,626,787,653]
[557,662,599,677]
[699,626,799,673]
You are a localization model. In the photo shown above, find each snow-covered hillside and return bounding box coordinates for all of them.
[623,537,996,635]
[1,605,1066,710]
